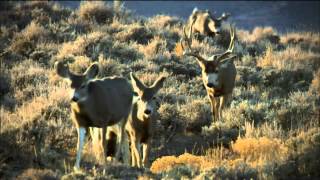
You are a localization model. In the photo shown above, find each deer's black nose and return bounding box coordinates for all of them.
[144,109,151,115]
[207,83,214,88]
[71,96,79,102]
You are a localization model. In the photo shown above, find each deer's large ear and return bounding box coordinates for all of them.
[55,61,70,78]
[85,62,99,79]
[151,75,166,94]
[130,72,146,95]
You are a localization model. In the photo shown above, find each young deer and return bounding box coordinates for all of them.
[126,72,166,168]
[55,61,133,171]
[181,24,237,122]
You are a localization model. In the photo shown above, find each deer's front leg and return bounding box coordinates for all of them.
[142,141,150,168]
[209,95,219,121]
[130,135,142,167]
[100,127,107,160]
[219,94,231,120]
[74,127,86,171]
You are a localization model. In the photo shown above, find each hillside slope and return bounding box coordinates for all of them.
[0,1,319,179]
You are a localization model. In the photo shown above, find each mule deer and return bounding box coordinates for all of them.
[55,61,133,171]
[181,24,237,122]
[185,7,231,39]
[126,72,166,168]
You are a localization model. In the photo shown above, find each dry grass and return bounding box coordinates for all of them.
[150,153,213,174]
[16,168,59,180]
[309,68,320,95]
[8,21,50,55]
[57,31,106,60]
[257,45,320,70]
[147,15,181,29]
[150,135,289,178]
[232,137,288,167]
[238,26,279,44]
[281,32,320,50]
[1,1,320,179]
[115,23,153,44]
[139,36,167,59]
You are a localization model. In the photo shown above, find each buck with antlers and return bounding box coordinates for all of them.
[55,61,133,171]
[185,7,231,39]
[181,22,237,122]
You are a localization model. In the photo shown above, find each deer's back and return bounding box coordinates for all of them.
[73,77,133,127]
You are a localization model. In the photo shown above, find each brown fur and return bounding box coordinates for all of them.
[199,58,237,121]
[182,26,237,121]
[55,61,133,170]
[126,72,166,168]
[186,8,230,38]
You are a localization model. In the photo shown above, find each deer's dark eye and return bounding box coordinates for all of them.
[80,84,86,89]
[152,97,157,100]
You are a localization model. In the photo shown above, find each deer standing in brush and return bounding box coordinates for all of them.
[185,7,231,38]
[181,22,237,121]
[55,61,133,171]
[126,73,166,168]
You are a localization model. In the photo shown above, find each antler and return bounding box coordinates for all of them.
[180,19,207,62]
[215,25,235,62]
[180,22,236,64]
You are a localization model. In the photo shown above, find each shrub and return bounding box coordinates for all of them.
[276,91,318,130]
[284,128,320,178]
[115,23,153,44]
[163,165,198,180]
[258,45,320,71]
[196,160,258,180]
[232,137,288,166]
[16,168,60,180]
[77,1,114,24]
[150,153,213,174]
[108,41,143,63]
[309,69,320,95]
[57,31,106,60]
[97,54,129,77]
[10,60,47,87]
[0,1,69,29]
[280,32,320,52]
[158,103,185,134]
[238,26,279,44]
[140,36,167,59]
[0,65,10,98]
[178,98,211,133]
[147,15,182,29]
[8,21,50,56]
